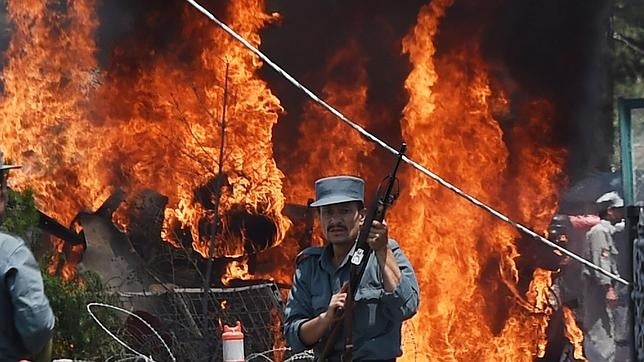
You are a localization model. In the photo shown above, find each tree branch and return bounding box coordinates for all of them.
[613,31,644,55]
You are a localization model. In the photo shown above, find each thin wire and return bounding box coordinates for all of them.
[184,0,629,286]
[244,347,315,361]
[114,356,152,362]
[105,355,145,362]
[86,302,177,362]
[284,351,316,361]
[245,348,283,361]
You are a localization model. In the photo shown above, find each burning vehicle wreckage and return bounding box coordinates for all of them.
[39,184,317,359]
[38,189,304,358]
[0,0,640,361]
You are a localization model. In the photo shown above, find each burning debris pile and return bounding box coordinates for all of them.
[0,0,612,360]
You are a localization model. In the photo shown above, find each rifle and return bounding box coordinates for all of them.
[317,143,407,361]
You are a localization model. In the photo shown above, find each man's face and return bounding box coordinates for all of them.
[607,207,624,224]
[319,202,365,246]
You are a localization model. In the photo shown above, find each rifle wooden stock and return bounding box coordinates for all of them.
[316,143,406,362]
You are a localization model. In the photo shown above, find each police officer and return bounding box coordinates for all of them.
[581,192,624,362]
[0,153,55,361]
[283,175,419,361]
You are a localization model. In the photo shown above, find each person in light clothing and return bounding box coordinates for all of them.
[581,191,624,362]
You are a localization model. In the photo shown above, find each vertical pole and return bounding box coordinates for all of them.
[619,97,634,206]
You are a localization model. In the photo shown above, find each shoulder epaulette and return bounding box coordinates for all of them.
[295,246,323,264]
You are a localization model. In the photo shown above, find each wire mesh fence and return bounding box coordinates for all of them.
[107,282,290,361]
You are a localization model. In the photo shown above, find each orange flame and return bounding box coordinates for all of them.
[525,269,554,358]
[286,38,376,204]
[563,306,586,361]
[271,308,287,362]
[0,0,291,276]
[388,0,566,360]
[0,0,104,224]
[47,238,65,276]
[0,1,571,359]
[221,258,250,286]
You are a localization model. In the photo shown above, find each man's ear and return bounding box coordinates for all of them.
[358,207,367,225]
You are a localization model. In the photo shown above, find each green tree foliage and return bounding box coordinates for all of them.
[612,0,644,98]
[41,269,125,359]
[611,0,644,170]
[1,188,39,240]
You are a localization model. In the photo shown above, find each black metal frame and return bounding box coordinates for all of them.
[618,98,644,360]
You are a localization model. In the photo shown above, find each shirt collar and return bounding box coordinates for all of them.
[319,241,357,272]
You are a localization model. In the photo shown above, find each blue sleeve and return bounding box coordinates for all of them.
[283,261,315,353]
[6,243,55,354]
[380,240,419,321]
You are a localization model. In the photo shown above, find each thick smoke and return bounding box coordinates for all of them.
[261,0,426,178]
[97,0,205,67]
[259,0,613,184]
[478,0,614,181]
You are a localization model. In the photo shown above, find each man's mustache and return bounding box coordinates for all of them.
[327,225,347,232]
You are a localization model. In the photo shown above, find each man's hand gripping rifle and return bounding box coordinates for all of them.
[318,143,407,362]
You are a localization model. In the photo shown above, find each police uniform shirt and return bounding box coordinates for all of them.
[283,239,419,360]
[0,233,55,359]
